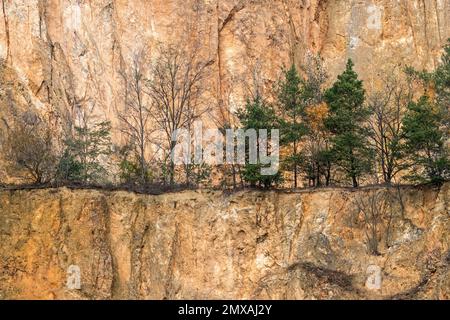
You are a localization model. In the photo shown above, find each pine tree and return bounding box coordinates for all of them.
[324,59,373,187]
[237,95,282,188]
[406,39,450,129]
[277,64,307,187]
[402,96,449,183]
[401,39,450,184]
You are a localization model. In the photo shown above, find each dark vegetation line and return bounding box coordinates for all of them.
[0,180,442,197]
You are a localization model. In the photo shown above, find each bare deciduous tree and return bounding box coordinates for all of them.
[2,114,57,184]
[354,186,407,255]
[367,70,413,184]
[299,53,331,187]
[118,50,156,185]
[210,76,245,189]
[146,45,214,185]
[354,190,389,255]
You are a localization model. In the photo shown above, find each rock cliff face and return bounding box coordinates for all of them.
[0,1,449,300]
[0,0,449,125]
[0,184,448,299]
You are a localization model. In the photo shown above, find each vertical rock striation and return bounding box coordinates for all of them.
[0,184,448,299]
[0,0,448,128]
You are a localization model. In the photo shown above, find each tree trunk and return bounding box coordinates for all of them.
[169,141,176,185]
[352,175,358,188]
[140,144,146,185]
[185,164,190,187]
[293,141,298,188]
[231,164,237,189]
[350,148,358,188]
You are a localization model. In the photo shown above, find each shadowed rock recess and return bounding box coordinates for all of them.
[0,184,448,300]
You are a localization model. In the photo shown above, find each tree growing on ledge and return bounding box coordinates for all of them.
[57,120,112,184]
[237,95,282,188]
[146,44,213,185]
[118,50,155,186]
[325,59,373,187]
[277,64,307,188]
[367,71,411,184]
[401,96,450,184]
[408,39,450,130]
[2,115,57,185]
[401,39,450,184]
[297,54,331,187]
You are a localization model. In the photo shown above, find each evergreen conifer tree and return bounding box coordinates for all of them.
[325,59,373,187]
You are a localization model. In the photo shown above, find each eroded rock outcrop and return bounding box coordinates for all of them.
[0,183,448,299]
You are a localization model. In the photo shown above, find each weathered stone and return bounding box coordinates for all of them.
[0,0,448,128]
[0,184,448,299]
